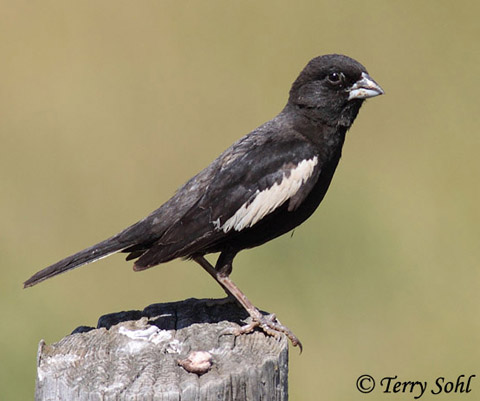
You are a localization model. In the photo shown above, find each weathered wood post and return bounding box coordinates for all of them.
[35,298,289,401]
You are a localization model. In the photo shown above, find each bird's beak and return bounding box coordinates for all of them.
[348,72,384,100]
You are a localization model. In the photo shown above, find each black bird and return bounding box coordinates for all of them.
[24,54,384,348]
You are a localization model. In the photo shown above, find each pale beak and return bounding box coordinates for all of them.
[348,72,384,100]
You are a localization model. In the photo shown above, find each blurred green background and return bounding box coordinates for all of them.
[1,1,479,399]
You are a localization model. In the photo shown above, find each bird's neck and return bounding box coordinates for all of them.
[278,104,348,155]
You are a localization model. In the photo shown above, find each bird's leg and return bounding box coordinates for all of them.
[192,254,302,350]
[192,254,232,299]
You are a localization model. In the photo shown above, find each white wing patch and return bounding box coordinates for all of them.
[215,156,318,233]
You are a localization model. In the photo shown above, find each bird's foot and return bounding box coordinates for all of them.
[192,256,303,350]
[235,313,303,352]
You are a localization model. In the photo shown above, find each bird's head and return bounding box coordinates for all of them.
[288,54,384,128]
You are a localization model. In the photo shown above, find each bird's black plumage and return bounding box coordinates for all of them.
[24,54,383,346]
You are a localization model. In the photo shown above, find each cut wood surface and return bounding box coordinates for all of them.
[35,298,289,401]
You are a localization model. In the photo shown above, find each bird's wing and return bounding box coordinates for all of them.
[133,130,320,269]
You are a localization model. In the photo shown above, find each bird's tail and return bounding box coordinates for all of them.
[23,230,139,288]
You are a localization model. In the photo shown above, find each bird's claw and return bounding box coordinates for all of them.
[234,313,303,352]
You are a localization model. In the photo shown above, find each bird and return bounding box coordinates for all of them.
[24,54,384,349]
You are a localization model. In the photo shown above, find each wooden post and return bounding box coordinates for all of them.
[35,298,289,401]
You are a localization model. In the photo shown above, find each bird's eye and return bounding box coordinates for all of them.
[327,72,345,85]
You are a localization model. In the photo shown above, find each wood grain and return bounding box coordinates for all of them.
[35,298,289,401]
